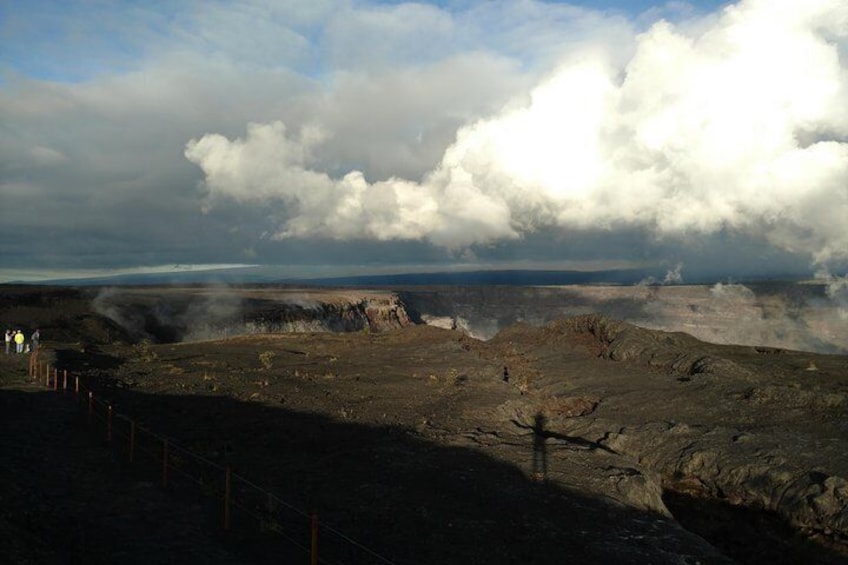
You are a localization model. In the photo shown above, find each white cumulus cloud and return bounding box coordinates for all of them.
[186,0,848,267]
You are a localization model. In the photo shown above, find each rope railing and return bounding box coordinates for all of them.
[26,354,398,565]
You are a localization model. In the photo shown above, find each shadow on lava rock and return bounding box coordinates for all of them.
[53,346,125,374]
[42,379,770,565]
[662,489,848,565]
[5,372,848,565]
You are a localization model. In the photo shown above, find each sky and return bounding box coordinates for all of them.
[1,0,847,284]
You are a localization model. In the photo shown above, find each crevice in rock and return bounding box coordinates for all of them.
[662,488,848,565]
[509,418,617,454]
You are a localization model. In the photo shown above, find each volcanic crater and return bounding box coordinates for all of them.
[1,284,848,564]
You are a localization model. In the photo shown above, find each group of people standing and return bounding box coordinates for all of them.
[4,329,39,354]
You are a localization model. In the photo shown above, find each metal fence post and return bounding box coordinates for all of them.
[162,439,169,488]
[129,420,135,464]
[311,512,318,565]
[224,467,232,531]
[106,405,112,442]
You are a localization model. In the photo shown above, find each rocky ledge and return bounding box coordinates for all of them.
[493,315,848,562]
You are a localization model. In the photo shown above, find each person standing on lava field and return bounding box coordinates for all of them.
[4,330,10,355]
[31,329,40,350]
[14,330,24,354]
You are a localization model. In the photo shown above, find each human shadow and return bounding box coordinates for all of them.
[512,414,617,455]
[2,380,701,565]
[4,366,847,565]
[531,412,548,483]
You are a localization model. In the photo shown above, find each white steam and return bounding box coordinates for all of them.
[634,280,848,352]
[817,269,848,321]
[639,262,685,286]
[186,0,848,262]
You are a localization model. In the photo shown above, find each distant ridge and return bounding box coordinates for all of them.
[4,266,812,287]
[10,267,661,287]
[304,268,658,286]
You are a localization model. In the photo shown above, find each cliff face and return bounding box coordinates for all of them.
[8,282,845,354]
[399,283,848,353]
[88,287,413,344]
[230,295,412,337]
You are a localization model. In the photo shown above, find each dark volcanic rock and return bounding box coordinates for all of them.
[564,314,753,377]
[2,286,848,564]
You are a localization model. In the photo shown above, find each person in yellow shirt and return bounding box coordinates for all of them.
[14,330,25,354]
